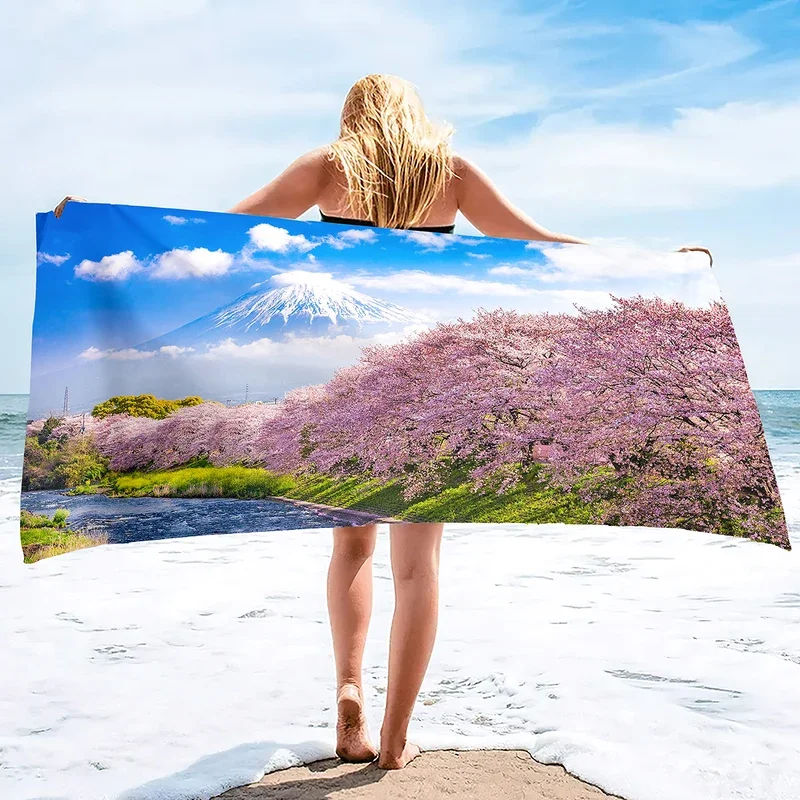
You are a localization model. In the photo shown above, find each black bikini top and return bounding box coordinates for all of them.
[320,212,455,235]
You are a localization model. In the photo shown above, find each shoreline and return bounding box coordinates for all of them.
[212,750,619,799]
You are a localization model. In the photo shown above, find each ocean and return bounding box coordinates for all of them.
[0,394,27,483]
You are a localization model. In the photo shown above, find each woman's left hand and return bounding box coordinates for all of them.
[677,246,713,267]
[54,195,88,219]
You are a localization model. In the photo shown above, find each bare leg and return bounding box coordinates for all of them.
[328,523,379,762]
[379,522,444,770]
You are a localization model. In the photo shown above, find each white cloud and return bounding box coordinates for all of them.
[248,223,317,253]
[197,338,278,361]
[79,346,156,361]
[348,266,714,312]
[74,251,143,281]
[391,230,453,251]
[197,327,428,365]
[489,265,530,277]
[36,252,70,266]
[349,269,526,296]
[337,228,377,244]
[316,236,353,251]
[78,346,105,361]
[163,214,206,225]
[74,247,236,281]
[536,244,711,283]
[317,228,379,249]
[26,0,210,31]
[159,345,195,357]
[270,269,342,289]
[348,270,621,310]
[467,252,491,260]
[151,247,234,279]
[466,100,800,214]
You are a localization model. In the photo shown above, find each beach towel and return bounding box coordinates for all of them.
[20,202,789,561]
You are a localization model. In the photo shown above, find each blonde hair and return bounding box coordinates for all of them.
[328,74,454,229]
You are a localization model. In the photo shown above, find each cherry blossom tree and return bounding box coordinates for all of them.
[94,402,281,471]
[64,297,787,545]
[256,299,786,544]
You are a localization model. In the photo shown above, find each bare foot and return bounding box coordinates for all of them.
[378,740,421,770]
[335,684,377,763]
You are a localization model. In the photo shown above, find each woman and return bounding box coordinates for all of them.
[231,74,589,771]
[55,73,710,771]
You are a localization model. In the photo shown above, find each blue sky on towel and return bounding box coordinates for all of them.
[3,0,800,390]
[32,203,717,380]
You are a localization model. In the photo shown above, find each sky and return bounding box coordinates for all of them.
[3,0,800,390]
[29,203,716,416]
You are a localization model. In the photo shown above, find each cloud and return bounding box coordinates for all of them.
[488,263,534,277]
[36,252,70,266]
[159,345,195,357]
[536,244,711,282]
[391,230,453,251]
[79,343,195,361]
[337,228,377,244]
[317,228,379,249]
[163,214,206,225]
[197,327,427,365]
[196,337,278,361]
[26,0,210,30]
[349,269,529,297]
[79,346,156,361]
[248,223,317,253]
[74,251,143,281]
[467,252,491,260]
[151,247,234,279]
[348,266,714,312]
[73,246,235,281]
[78,346,105,361]
[270,269,343,289]
[465,100,800,215]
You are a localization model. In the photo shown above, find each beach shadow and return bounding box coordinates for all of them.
[219,759,387,798]
[118,741,346,800]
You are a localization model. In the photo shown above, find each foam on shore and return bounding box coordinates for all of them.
[1,479,799,800]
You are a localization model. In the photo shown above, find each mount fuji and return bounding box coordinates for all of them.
[27,273,429,418]
[138,272,428,351]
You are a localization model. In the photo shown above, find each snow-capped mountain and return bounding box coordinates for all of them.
[139,274,428,350]
[27,273,430,418]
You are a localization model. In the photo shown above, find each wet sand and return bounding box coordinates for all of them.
[214,750,618,799]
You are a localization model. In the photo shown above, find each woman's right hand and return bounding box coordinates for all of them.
[54,195,88,218]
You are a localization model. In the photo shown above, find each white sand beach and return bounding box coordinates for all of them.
[2,474,800,800]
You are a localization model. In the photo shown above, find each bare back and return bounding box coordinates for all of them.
[229,147,586,244]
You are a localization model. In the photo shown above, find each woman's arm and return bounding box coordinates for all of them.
[54,195,87,218]
[228,147,330,217]
[453,155,587,244]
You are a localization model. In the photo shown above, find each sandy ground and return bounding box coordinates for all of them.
[214,750,616,799]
